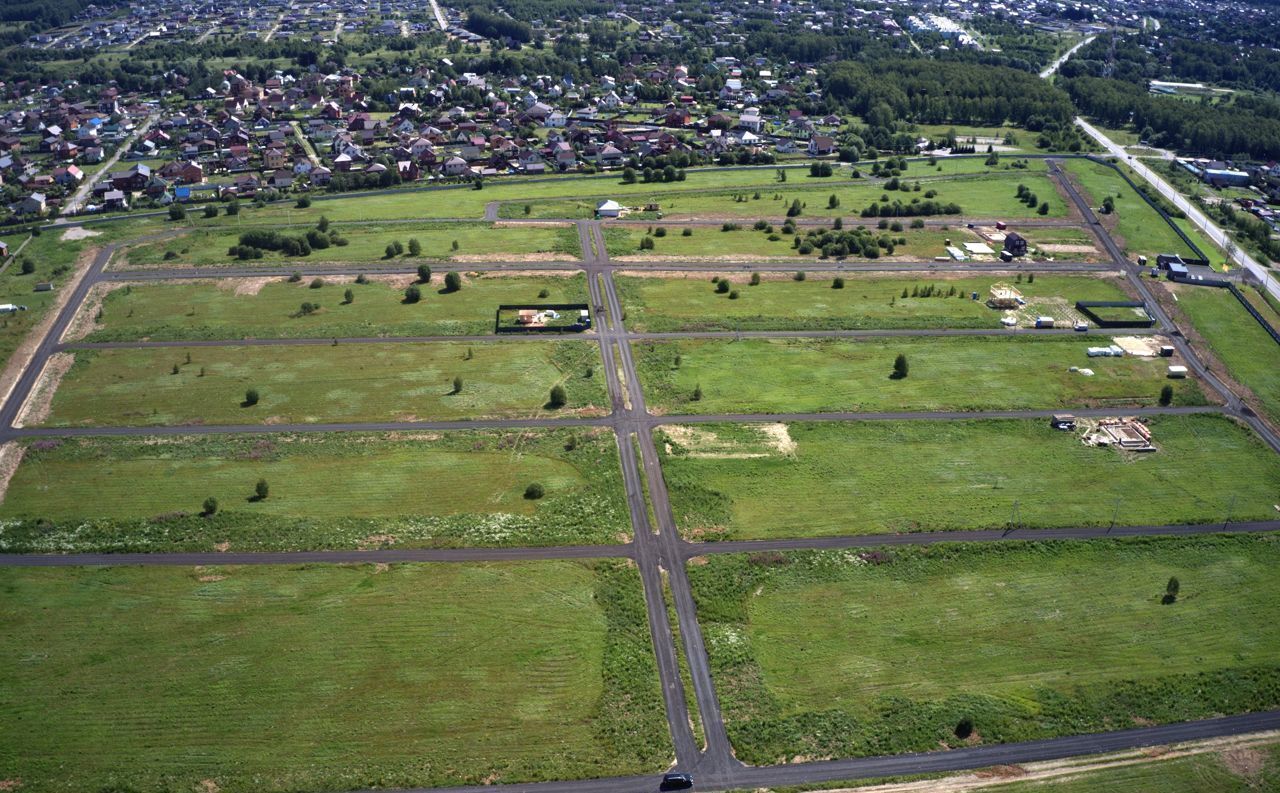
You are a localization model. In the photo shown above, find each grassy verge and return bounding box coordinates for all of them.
[85,273,589,341]
[636,336,1204,414]
[1060,159,1202,262]
[615,273,1131,332]
[44,341,605,426]
[688,536,1280,764]
[609,226,959,260]
[660,570,706,750]
[658,415,1280,540]
[1173,284,1280,425]
[0,560,669,791]
[0,429,628,551]
[123,221,578,266]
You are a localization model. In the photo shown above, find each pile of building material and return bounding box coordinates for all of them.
[1083,417,1157,452]
[1087,345,1126,357]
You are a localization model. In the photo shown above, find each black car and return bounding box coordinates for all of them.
[660,772,694,790]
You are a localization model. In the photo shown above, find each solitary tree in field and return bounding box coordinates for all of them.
[1159,384,1174,406]
[444,271,462,292]
[828,194,840,209]
[408,238,422,256]
[548,384,567,409]
[692,384,703,401]
[244,388,260,406]
[955,717,974,739]
[524,482,545,500]
[1163,576,1180,604]
[254,479,269,501]
[344,288,354,304]
[417,264,432,283]
[716,280,730,294]
[403,285,422,303]
[832,277,845,289]
[892,354,909,379]
[452,376,463,394]
[202,497,218,516]
[750,272,761,286]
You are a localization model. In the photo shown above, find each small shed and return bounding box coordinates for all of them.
[1167,365,1188,379]
[596,199,623,218]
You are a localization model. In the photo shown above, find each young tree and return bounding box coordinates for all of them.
[892,353,909,379]
[548,384,567,408]
[524,482,545,499]
[317,215,330,232]
[715,280,730,294]
[202,497,218,516]
[408,238,422,256]
[244,388,260,406]
[954,717,975,739]
[296,195,311,208]
[452,376,463,394]
[343,288,354,304]
[203,204,218,218]
[254,479,270,501]
[750,272,761,286]
[385,243,397,259]
[794,271,806,281]
[828,194,840,209]
[692,384,703,401]
[417,263,432,283]
[1037,201,1050,216]
[392,240,405,255]
[168,203,186,221]
[404,285,422,303]
[1159,384,1174,406]
[444,271,462,292]
[786,198,802,217]
[226,200,240,216]
[1163,576,1180,604]
[621,166,637,184]
[832,276,845,289]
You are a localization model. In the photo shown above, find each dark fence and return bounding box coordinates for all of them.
[1227,284,1280,346]
[1075,300,1156,328]
[495,303,591,334]
[1085,155,1211,266]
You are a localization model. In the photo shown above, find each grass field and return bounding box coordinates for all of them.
[43,341,605,427]
[1061,160,1206,262]
[84,273,589,341]
[615,273,1131,332]
[0,560,669,792]
[123,222,579,266]
[688,536,1280,764]
[1173,284,1280,424]
[636,336,1204,414]
[658,415,1280,540]
[986,743,1280,791]
[0,429,629,551]
[511,172,1070,222]
[608,226,958,260]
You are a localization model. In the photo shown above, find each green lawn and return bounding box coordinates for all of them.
[123,222,578,266]
[1061,160,1203,262]
[987,744,1280,791]
[0,430,628,551]
[84,274,589,341]
[658,415,1280,539]
[44,341,604,427]
[1174,284,1280,425]
[689,536,1280,764]
[0,561,668,792]
[636,336,1203,414]
[515,172,1069,222]
[609,226,958,260]
[616,273,1132,332]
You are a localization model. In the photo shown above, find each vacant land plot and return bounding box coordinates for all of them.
[0,429,627,551]
[42,341,604,427]
[83,274,588,341]
[689,536,1280,764]
[636,336,1204,414]
[516,172,1069,222]
[123,222,579,266]
[1061,160,1208,262]
[658,415,1280,539]
[986,742,1280,792]
[610,226,958,260]
[0,561,668,792]
[1173,284,1280,425]
[616,273,1131,332]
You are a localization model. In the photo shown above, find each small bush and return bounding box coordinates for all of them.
[296,196,311,208]
[548,384,567,408]
[254,479,269,501]
[682,227,693,237]
[309,277,324,289]
[715,280,730,294]
[832,277,845,289]
[288,272,302,283]
[202,497,218,517]
[404,285,422,303]
[444,272,462,292]
[243,388,260,406]
[728,290,740,299]
[417,264,432,283]
[794,271,806,281]
[750,272,761,286]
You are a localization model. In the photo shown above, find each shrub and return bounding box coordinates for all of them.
[19,258,34,275]
[317,215,330,232]
[444,271,462,292]
[1163,576,1181,604]
[786,199,802,217]
[202,497,218,517]
[716,280,730,294]
[524,482,545,500]
[1038,201,1050,215]
[203,204,218,218]
[163,250,178,261]
[639,236,655,250]
[417,264,432,283]
[728,290,740,299]
[385,243,397,259]
[168,204,186,221]
[298,302,318,315]
[296,196,311,208]
[254,479,269,501]
[682,227,693,237]
[892,353,909,379]
[955,717,974,739]
[288,272,302,283]
[309,277,324,289]
[654,227,667,238]
[343,288,354,304]
[750,272,761,286]
[355,273,369,284]
[910,218,925,229]
[548,384,567,408]
[828,194,840,209]
[538,288,550,298]
[226,201,240,216]
[243,388,260,406]
[1160,384,1174,406]
[794,271,806,281]
[452,376,463,394]
[832,277,845,289]
[403,285,422,303]
[692,384,703,401]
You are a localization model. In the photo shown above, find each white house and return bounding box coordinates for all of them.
[596,199,623,218]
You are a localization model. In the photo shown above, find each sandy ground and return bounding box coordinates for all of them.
[492,221,573,229]
[663,423,795,458]
[60,227,102,242]
[451,251,578,262]
[0,441,27,505]
[63,281,127,341]
[1040,243,1099,254]
[803,731,1280,793]
[0,245,100,411]
[14,351,74,428]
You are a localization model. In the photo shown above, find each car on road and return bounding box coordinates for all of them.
[660,772,694,790]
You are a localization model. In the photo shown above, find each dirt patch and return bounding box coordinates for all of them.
[492,221,572,230]
[0,781,22,791]
[1112,335,1163,357]
[195,567,227,584]
[0,245,100,409]
[63,281,131,341]
[228,277,277,296]
[452,251,577,263]
[60,227,102,242]
[1222,746,1267,780]
[0,442,27,505]
[473,268,577,280]
[1040,243,1098,254]
[688,555,709,566]
[760,422,797,454]
[372,563,390,574]
[358,533,397,550]
[197,779,220,793]
[973,765,1026,779]
[13,351,74,428]
[213,541,231,552]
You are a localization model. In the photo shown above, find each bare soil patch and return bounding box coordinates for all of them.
[0,442,28,505]
[63,281,128,342]
[1222,746,1267,780]
[14,352,74,428]
[60,227,102,242]
[452,252,577,263]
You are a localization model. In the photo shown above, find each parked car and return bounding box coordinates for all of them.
[660,772,694,790]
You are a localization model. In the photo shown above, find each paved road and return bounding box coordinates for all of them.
[0,544,632,567]
[60,113,158,217]
[1040,36,1096,79]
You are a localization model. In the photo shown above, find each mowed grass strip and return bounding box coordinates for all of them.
[85,273,588,341]
[124,222,578,267]
[43,341,605,427]
[637,336,1205,414]
[609,226,958,260]
[0,429,629,551]
[658,415,1280,540]
[689,536,1280,764]
[1173,284,1280,425]
[616,273,1131,332]
[982,743,1280,792]
[0,561,669,792]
